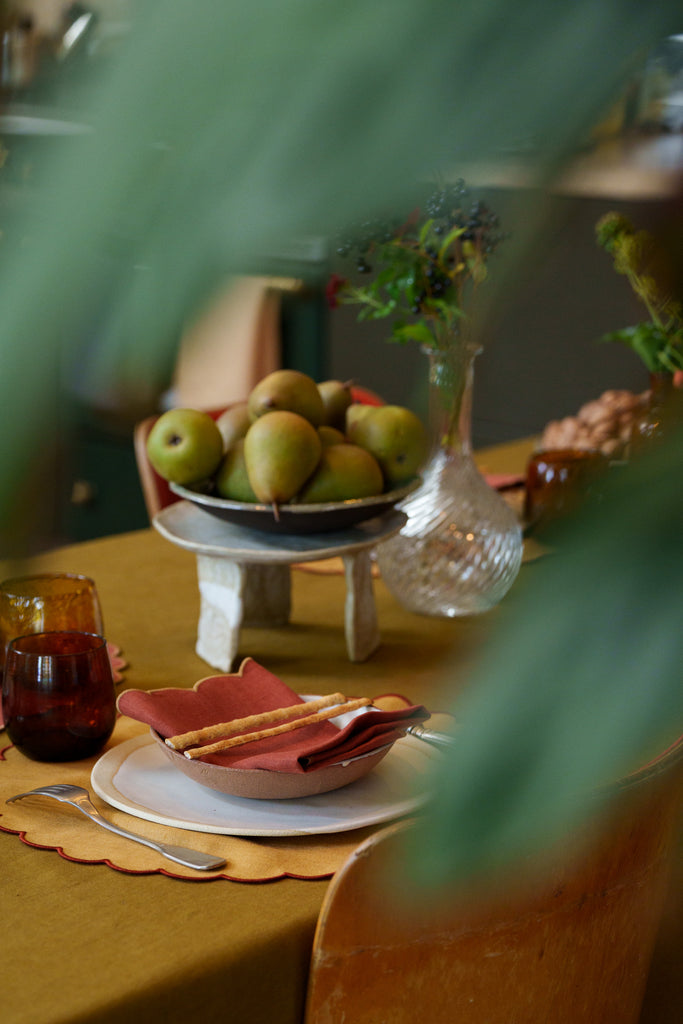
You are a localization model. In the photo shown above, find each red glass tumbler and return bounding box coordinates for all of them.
[2,632,116,762]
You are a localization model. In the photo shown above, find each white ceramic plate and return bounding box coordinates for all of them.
[91,732,440,837]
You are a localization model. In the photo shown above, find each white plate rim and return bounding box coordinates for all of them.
[91,732,438,837]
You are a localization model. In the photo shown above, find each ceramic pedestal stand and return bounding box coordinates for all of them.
[153,502,406,672]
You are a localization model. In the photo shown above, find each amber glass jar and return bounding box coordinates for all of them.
[525,448,609,532]
[630,373,683,457]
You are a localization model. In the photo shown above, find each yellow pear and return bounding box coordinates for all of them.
[214,439,258,502]
[297,443,384,503]
[244,410,322,506]
[215,402,251,450]
[318,425,346,447]
[347,404,428,487]
[345,402,375,434]
[247,369,325,426]
[317,379,353,429]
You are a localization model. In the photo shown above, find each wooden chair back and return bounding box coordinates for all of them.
[305,738,682,1024]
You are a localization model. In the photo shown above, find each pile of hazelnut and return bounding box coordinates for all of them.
[539,388,649,458]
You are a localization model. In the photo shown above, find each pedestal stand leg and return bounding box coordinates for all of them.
[195,556,292,672]
[241,564,291,627]
[195,555,245,672]
[342,550,380,662]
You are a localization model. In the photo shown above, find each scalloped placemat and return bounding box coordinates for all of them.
[0,697,446,883]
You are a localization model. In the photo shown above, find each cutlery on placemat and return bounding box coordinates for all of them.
[6,784,226,871]
[405,724,456,749]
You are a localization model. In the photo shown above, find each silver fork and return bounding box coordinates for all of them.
[6,784,227,872]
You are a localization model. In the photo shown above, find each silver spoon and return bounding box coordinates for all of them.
[6,784,227,872]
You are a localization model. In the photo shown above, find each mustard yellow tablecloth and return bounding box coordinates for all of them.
[0,437,532,1024]
[1,521,507,1024]
[1,436,677,1024]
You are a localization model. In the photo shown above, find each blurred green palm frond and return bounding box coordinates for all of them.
[1,1,678,435]
[0,0,681,887]
[407,427,683,888]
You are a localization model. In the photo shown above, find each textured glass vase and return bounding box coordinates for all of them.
[376,338,523,617]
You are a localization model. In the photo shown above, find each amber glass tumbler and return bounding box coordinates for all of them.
[0,573,104,678]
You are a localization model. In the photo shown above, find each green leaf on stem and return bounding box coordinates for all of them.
[439,225,465,263]
[419,218,436,246]
[393,322,435,345]
[599,323,673,373]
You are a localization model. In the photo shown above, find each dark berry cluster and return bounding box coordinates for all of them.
[334,215,404,273]
[411,257,451,313]
[424,178,469,217]
[424,179,504,251]
[329,180,506,345]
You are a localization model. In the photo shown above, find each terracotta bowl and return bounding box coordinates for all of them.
[151,729,394,800]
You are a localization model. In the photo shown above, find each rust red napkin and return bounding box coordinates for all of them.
[117,657,429,773]
[485,472,525,490]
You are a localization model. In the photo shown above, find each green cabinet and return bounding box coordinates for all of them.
[59,411,149,543]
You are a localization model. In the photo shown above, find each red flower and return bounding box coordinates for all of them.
[325,273,348,309]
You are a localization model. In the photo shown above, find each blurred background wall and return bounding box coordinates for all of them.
[1,5,681,547]
[328,188,682,447]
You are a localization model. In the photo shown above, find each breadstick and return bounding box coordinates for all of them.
[165,692,346,751]
[183,696,373,759]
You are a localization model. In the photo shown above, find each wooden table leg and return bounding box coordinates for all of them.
[342,550,380,662]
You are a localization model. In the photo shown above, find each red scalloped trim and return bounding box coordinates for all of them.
[0,819,335,883]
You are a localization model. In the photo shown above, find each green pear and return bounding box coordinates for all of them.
[345,402,375,434]
[318,425,346,448]
[214,439,258,502]
[347,404,428,487]
[296,443,384,503]
[215,401,251,450]
[317,379,353,429]
[247,369,325,426]
[146,408,224,485]
[244,410,322,506]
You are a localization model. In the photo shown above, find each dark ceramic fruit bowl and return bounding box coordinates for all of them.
[169,478,420,534]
